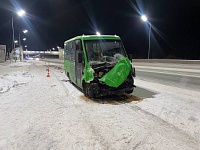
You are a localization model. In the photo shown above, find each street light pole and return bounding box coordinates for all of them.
[12,14,15,50]
[11,10,26,50]
[148,23,151,60]
[19,32,21,47]
[141,15,151,59]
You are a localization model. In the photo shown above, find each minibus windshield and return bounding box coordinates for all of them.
[84,40,126,65]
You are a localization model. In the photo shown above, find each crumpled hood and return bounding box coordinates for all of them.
[99,57,131,87]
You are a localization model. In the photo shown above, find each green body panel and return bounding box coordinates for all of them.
[64,60,70,74]
[83,64,94,83]
[76,78,81,87]
[80,37,95,83]
[64,59,76,82]
[99,57,131,88]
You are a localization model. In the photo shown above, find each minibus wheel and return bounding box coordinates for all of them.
[83,83,94,98]
[125,89,133,94]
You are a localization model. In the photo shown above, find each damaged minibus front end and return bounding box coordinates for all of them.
[82,36,135,98]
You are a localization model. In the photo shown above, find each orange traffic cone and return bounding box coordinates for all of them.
[46,67,50,77]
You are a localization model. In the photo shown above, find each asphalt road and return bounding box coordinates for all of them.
[133,63,200,91]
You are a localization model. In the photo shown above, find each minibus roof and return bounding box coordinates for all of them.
[64,35,121,43]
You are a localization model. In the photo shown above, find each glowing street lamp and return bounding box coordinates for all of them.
[96,32,101,36]
[12,9,26,49]
[141,15,151,59]
[141,15,147,22]
[17,10,26,16]
[57,46,61,51]
[23,30,28,33]
[19,29,28,46]
[14,40,18,47]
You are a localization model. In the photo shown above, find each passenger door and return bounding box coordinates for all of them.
[75,40,83,87]
[68,41,76,83]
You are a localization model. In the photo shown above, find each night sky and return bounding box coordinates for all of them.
[0,0,200,59]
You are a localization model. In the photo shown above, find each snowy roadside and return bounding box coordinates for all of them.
[0,60,199,149]
[0,71,32,93]
[134,79,200,143]
[0,61,33,93]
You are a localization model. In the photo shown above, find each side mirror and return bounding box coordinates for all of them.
[128,54,133,62]
[78,52,83,63]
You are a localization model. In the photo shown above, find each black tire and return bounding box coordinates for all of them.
[83,83,94,98]
[125,89,133,94]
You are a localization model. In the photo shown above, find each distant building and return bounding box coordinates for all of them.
[0,45,6,63]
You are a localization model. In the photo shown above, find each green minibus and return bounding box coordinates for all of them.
[64,35,135,98]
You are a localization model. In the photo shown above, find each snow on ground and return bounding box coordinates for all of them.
[0,60,199,150]
[134,79,200,143]
[0,71,32,93]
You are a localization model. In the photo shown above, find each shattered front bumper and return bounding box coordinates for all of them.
[90,80,135,97]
